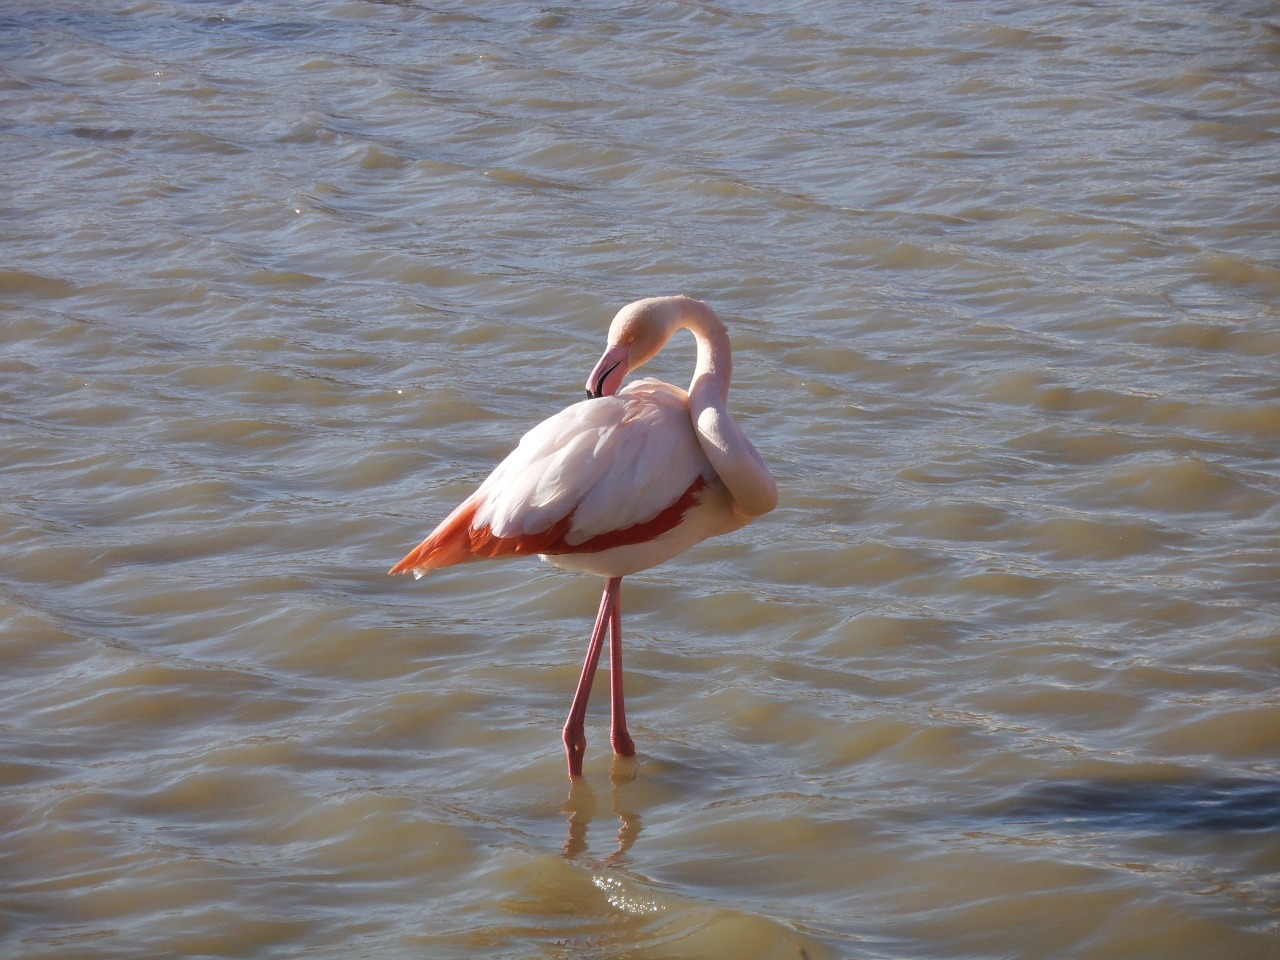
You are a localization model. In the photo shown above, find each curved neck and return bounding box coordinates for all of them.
[672,298,732,409]
[670,299,777,519]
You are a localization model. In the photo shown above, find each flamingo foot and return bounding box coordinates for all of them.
[564,722,588,779]
[611,728,636,758]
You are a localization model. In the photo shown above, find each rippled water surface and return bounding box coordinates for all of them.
[3,1,1279,957]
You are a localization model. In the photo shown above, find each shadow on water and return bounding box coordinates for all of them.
[983,775,1280,833]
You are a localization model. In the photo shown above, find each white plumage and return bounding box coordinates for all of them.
[474,378,712,547]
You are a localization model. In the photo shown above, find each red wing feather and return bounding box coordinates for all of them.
[388,477,706,576]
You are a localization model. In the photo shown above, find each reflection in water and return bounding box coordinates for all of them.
[561,778,596,860]
[562,757,644,864]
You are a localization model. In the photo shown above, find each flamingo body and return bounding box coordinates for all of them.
[389,378,745,579]
[391,296,775,778]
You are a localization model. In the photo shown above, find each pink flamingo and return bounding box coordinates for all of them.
[390,296,777,778]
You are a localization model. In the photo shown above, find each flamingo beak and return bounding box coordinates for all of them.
[586,343,629,399]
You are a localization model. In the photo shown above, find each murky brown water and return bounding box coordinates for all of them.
[3,1,1279,957]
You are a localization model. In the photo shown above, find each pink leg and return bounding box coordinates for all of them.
[562,578,619,778]
[608,582,635,757]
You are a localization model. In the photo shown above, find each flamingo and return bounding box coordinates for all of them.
[390,296,777,778]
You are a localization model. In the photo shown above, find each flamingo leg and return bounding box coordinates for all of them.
[562,577,620,778]
[607,581,635,758]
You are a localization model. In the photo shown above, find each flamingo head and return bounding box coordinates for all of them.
[585,297,688,399]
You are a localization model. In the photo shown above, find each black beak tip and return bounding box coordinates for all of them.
[586,359,622,401]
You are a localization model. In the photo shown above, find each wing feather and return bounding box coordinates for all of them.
[392,379,714,575]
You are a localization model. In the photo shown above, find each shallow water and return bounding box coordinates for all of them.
[2,0,1279,957]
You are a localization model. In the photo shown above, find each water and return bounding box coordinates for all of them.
[2,1,1278,957]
